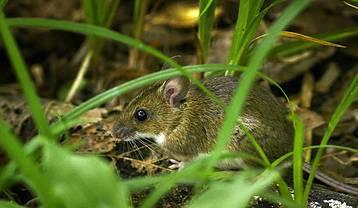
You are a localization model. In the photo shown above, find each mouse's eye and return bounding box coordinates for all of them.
[134,109,148,122]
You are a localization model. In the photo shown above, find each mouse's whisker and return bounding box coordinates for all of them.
[133,141,144,160]
[140,137,159,154]
[128,140,140,160]
[138,138,158,155]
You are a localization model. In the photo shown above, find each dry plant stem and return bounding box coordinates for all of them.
[301,72,314,161]
[344,1,358,9]
[66,50,93,102]
[117,156,173,172]
[251,31,346,48]
[301,72,314,108]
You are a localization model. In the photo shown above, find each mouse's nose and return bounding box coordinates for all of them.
[112,125,134,140]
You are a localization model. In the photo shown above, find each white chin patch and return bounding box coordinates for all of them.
[155,133,165,145]
[135,132,166,145]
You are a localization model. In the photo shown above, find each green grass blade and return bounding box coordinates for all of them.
[198,0,217,63]
[227,0,264,70]
[209,0,311,168]
[6,17,223,108]
[227,0,250,66]
[290,114,304,206]
[0,13,52,138]
[133,0,148,39]
[95,0,106,25]
[189,170,280,208]
[237,0,286,65]
[237,122,270,166]
[0,120,57,207]
[199,0,215,17]
[43,141,130,208]
[0,137,44,189]
[129,0,148,67]
[82,0,97,24]
[104,0,121,27]
[0,200,26,208]
[303,73,358,205]
[0,0,7,9]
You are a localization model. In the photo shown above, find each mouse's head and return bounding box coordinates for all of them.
[112,76,190,145]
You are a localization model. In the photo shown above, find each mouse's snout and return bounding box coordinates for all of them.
[112,124,135,141]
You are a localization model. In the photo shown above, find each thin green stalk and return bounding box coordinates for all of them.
[133,0,148,40]
[0,120,57,207]
[237,122,270,166]
[290,114,304,206]
[303,74,358,205]
[198,0,217,63]
[0,200,26,208]
[227,0,250,66]
[104,0,121,27]
[82,0,96,25]
[95,0,106,24]
[236,0,286,65]
[226,0,264,75]
[0,12,52,139]
[82,0,98,51]
[0,0,7,9]
[128,0,149,68]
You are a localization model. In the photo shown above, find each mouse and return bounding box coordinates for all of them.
[112,75,358,196]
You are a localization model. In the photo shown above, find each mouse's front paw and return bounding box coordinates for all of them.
[168,159,185,170]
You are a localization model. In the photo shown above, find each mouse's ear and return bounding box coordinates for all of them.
[161,76,190,108]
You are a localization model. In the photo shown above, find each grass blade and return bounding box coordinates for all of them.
[0,0,7,9]
[0,12,52,138]
[198,0,217,63]
[227,0,264,70]
[6,17,223,108]
[0,120,57,207]
[227,0,251,67]
[129,0,149,67]
[189,170,280,208]
[303,73,358,205]
[0,200,26,208]
[290,114,305,206]
[103,0,121,27]
[82,0,97,25]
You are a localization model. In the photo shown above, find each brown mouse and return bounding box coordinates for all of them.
[112,76,358,196]
[112,76,293,164]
